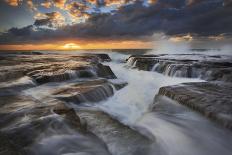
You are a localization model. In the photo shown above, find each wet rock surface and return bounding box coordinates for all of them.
[1,51,232,155]
[77,109,152,155]
[126,53,232,130]
[0,53,134,155]
[127,54,232,82]
[0,94,89,155]
[53,79,115,104]
[0,93,112,155]
[158,82,232,130]
[0,54,116,83]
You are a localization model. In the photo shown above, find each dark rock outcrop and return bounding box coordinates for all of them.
[158,82,232,130]
[96,64,117,79]
[90,53,112,62]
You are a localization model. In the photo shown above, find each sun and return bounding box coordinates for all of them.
[62,43,81,50]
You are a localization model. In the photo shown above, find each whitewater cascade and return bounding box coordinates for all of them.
[94,52,232,155]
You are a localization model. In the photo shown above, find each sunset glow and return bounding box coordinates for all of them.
[62,43,81,50]
[0,40,153,50]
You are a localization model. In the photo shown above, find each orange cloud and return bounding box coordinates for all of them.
[53,0,67,9]
[41,0,52,8]
[105,0,125,6]
[65,2,90,22]
[5,0,22,6]
[147,0,158,4]
[27,0,37,11]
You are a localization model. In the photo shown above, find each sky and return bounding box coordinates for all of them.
[0,0,231,50]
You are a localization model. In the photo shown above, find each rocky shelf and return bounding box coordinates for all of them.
[127,54,232,82]
[0,54,116,83]
[0,53,132,155]
[1,52,232,155]
[158,82,232,130]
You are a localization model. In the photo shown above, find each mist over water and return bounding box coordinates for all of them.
[147,34,232,56]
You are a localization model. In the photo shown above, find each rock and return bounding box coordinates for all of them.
[0,53,127,155]
[96,63,117,79]
[158,82,232,130]
[110,81,128,90]
[53,79,115,104]
[53,106,82,128]
[77,109,152,155]
[89,53,112,62]
[0,54,116,84]
[0,67,25,82]
[127,54,232,82]
[0,93,99,154]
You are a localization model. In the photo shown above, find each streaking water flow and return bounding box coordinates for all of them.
[96,55,203,125]
[95,52,232,155]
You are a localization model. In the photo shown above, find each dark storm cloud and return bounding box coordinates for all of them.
[223,0,232,7]
[0,0,232,44]
[8,25,34,36]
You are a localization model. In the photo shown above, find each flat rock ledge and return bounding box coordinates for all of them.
[158,82,232,130]
[0,54,116,83]
[127,54,232,82]
[53,79,115,104]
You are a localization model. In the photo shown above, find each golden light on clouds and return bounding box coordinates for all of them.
[169,34,193,42]
[5,0,21,6]
[148,0,158,4]
[208,34,224,41]
[41,1,52,8]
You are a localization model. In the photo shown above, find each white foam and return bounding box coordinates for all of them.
[96,60,203,125]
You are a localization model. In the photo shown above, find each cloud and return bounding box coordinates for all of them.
[186,0,202,6]
[52,0,67,9]
[0,0,232,44]
[34,12,65,27]
[223,0,232,7]
[4,0,22,6]
[65,1,90,21]
[148,0,158,4]
[4,0,37,11]
[26,0,37,11]
[8,25,34,36]
[103,0,136,6]
[41,0,52,8]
